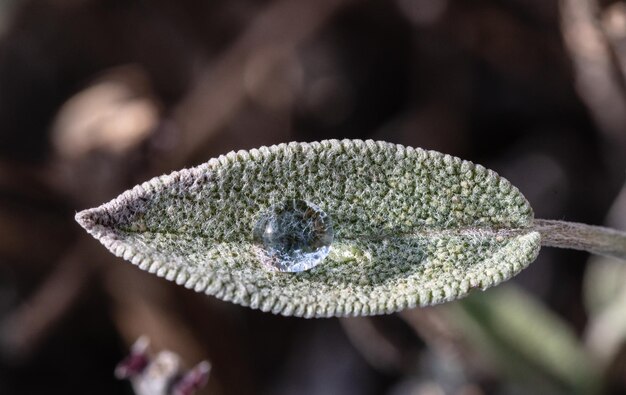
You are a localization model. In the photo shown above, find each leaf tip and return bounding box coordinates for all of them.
[75,209,91,229]
[75,207,103,233]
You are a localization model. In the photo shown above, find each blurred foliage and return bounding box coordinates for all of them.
[0,0,625,394]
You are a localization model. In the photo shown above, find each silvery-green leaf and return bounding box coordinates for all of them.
[75,139,540,317]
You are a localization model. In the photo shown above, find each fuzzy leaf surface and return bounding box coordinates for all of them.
[76,140,540,317]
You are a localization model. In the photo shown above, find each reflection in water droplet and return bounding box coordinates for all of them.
[253,200,334,272]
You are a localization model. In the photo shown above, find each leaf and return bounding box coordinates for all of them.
[452,285,600,394]
[76,139,540,317]
[583,182,626,364]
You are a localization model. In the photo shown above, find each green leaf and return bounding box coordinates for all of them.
[452,285,600,394]
[76,139,540,317]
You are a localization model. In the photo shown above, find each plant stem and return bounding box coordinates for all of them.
[533,219,626,261]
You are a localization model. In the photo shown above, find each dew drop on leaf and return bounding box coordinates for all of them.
[252,199,334,272]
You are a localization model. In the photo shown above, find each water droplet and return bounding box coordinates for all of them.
[253,199,334,272]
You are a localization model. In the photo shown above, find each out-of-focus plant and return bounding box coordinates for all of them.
[115,336,211,395]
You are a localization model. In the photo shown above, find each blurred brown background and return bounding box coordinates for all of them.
[1,0,626,394]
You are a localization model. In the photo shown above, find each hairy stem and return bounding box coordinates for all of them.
[533,219,626,260]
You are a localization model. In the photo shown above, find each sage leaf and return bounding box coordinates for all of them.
[76,139,541,317]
